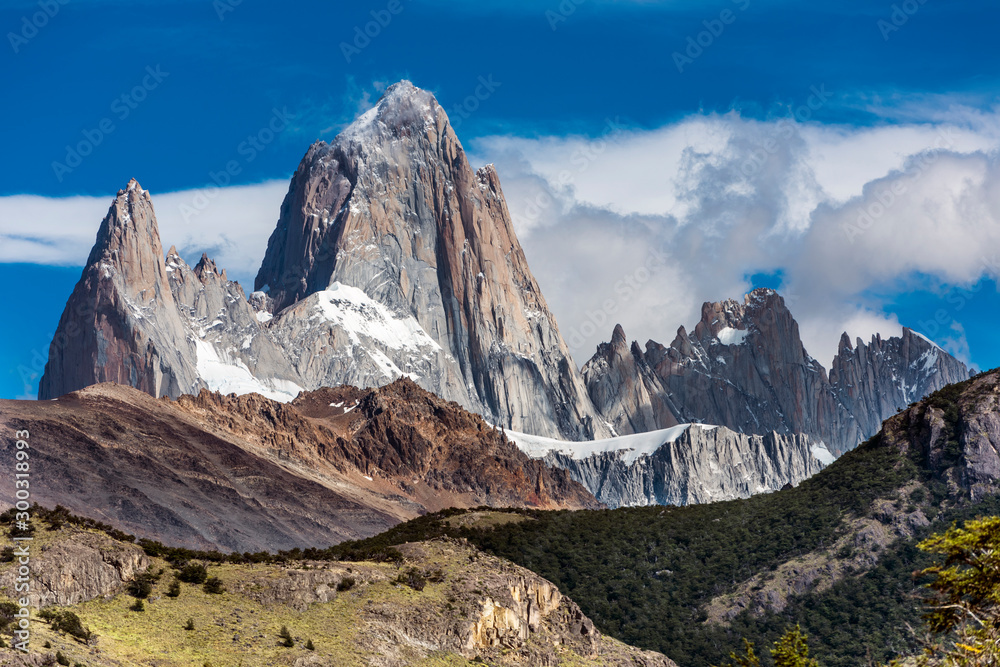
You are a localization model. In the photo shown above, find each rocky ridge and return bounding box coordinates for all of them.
[583,289,969,454]
[509,424,831,507]
[1,379,598,553]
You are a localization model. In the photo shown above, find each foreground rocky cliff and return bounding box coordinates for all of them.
[0,520,676,666]
[509,424,831,507]
[0,379,598,552]
[583,289,969,454]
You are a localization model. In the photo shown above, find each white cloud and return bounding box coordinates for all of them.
[0,180,289,290]
[471,105,1000,367]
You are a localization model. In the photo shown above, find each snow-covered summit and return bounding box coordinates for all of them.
[336,80,442,144]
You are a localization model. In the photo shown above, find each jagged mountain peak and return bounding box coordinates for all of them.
[610,323,628,348]
[193,252,226,282]
[87,178,159,267]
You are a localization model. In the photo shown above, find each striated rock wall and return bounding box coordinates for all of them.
[524,425,829,508]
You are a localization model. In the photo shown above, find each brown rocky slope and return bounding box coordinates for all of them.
[0,380,598,553]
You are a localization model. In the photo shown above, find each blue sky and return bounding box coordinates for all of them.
[2,0,1000,398]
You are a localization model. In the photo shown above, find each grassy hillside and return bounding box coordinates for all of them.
[0,510,673,666]
[332,372,1000,666]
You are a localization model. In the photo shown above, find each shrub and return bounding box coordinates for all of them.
[176,562,209,584]
[55,651,70,666]
[0,601,17,632]
[336,576,356,592]
[394,568,426,592]
[203,576,225,594]
[184,618,195,631]
[306,638,315,650]
[44,610,94,643]
[279,625,294,647]
[166,580,181,598]
[130,599,145,612]
[127,573,155,599]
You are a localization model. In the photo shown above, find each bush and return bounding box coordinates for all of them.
[184,618,195,631]
[130,599,145,612]
[43,610,94,643]
[203,576,225,594]
[278,625,294,647]
[166,580,181,598]
[0,601,17,632]
[56,652,70,666]
[394,568,426,592]
[306,638,315,650]
[127,572,155,599]
[336,576,356,592]
[176,562,209,584]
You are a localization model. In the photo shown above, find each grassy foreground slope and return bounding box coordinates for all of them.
[336,370,1000,667]
[0,513,674,667]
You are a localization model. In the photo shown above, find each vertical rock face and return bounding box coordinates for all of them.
[508,423,831,508]
[583,289,968,454]
[39,180,302,402]
[254,81,607,440]
[830,327,971,439]
[39,180,198,400]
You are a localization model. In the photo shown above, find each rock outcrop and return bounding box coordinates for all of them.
[356,539,677,666]
[0,529,148,608]
[880,368,1000,500]
[0,380,598,552]
[583,289,969,454]
[508,423,831,508]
